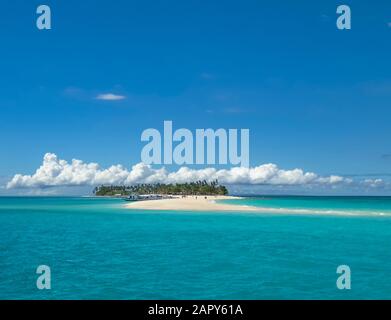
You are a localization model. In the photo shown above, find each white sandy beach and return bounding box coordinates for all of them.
[124,195,261,212]
[124,195,384,216]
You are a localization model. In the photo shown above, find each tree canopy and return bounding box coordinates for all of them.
[93,180,228,196]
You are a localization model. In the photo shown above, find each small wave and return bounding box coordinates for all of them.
[242,205,391,217]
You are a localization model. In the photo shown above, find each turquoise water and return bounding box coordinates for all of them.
[222,196,391,216]
[0,196,391,299]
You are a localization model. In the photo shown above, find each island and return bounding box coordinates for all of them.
[93,180,228,197]
[93,181,260,212]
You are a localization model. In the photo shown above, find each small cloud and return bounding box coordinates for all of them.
[362,179,385,188]
[96,93,126,101]
[387,22,391,28]
[381,154,391,160]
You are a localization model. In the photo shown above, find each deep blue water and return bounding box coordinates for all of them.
[0,196,391,299]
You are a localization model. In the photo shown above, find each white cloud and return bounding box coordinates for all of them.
[362,178,385,188]
[96,93,126,101]
[317,175,351,185]
[7,153,352,189]
[387,22,391,28]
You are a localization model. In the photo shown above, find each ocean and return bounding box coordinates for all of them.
[0,196,391,299]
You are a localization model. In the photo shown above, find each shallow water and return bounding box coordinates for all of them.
[0,196,390,299]
[223,196,391,216]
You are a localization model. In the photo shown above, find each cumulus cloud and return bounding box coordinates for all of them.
[6,153,353,189]
[362,178,385,188]
[96,93,126,101]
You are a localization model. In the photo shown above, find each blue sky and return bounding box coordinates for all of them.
[1,0,391,195]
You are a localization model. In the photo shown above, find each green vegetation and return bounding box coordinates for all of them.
[93,180,228,196]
